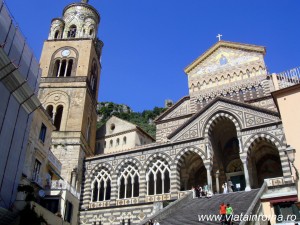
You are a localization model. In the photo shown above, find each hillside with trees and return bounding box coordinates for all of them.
[97,102,167,138]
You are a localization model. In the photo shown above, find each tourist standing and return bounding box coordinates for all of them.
[226,203,234,225]
[147,219,153,225]
[222,182,228,194]
[203,183,208,196]
[191,186,196,199]
[219,202,227,225]
[228,179,235,192]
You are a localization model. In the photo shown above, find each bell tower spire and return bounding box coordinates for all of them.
[38,0,103,195]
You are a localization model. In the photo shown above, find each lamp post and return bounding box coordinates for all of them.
[284,146,299,182]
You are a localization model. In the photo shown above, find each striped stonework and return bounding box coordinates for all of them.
[203,112,241,138]
[242,132,292,182]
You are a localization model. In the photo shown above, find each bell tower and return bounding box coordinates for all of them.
[38,0,103,190]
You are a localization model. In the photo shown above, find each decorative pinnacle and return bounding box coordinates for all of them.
[81,0,89,3]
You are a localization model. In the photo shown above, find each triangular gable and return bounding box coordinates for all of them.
[185,41,266,77]
[155,96,192,123]
[97,116,137,138]
[168,97,280,142]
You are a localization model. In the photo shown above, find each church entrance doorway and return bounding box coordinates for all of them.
[248,139,283,188]
[209,116,243,193]
[179,152,206,191]
[226,159,245,191]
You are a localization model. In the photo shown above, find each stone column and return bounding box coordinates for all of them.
[241,156,251,191]
[71,168,77,188]
[170,164,180,199]
[215,170,220,194]
[204,162,212,191]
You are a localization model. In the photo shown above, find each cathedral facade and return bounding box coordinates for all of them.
[33,1,299,224]
[80,42,294,224]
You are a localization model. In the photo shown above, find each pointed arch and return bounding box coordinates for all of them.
[144,152,172,195]
[117,163,140,199]
[91,166,112,202]
[174,146,206,168]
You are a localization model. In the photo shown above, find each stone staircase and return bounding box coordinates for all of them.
[0,207,18,225]
[142,189,262,225]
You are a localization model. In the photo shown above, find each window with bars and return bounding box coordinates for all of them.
[146,158,170,195]
[91,169,111,202]
[118,164,139,199]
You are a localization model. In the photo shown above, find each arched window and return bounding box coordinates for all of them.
[89,29,94,36]
[54,105,63,131]
[118,164,139,199]
[146,158,170,195]
[123,136,127,145]
[86,118,91,143]
[91,168,111,202]
[104,141,106,148]
[66,59,73,77]
[52,58,74,77]
[116,138,120,146]
[59,60,67,77]
[46,105,54,119]
[90,61,98,97]
[54,30,60,39]
[110,140,113,147]
[53,60,60,77]
[251,86,257,99]
[68,25,77,38]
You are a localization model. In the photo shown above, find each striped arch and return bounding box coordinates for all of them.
[115,158,142,199]
[174,146,206,171]
[89,162,114,179]
[143,152,173,171]
[243,132,291,182]
[243,132,285,158]
[202,111,242,138]
[114,157,142,177]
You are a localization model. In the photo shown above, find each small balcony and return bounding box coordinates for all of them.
[47,150,62,172]
[31,175,43,188]
[51,180,80,199]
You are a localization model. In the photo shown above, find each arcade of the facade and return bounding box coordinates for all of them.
[30,0,298,224]
[80,98,291,224]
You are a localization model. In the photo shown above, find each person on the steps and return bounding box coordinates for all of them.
[191,186,196,199]
[222,182,228,194]
[154,220,160,225]
[147,219,153,225]
[227,179,234,192]
[226,203,234,225]
[219,202,227,225]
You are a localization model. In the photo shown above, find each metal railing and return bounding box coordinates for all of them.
[51,180,80,199]
[276,66,300,89]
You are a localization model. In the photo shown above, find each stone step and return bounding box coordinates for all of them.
[158,190,260,225]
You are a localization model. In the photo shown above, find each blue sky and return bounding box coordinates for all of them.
[6,0,300,112]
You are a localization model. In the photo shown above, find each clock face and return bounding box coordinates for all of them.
[61,49,70,57]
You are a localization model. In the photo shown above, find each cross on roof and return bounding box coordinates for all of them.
[216,34,222,41]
